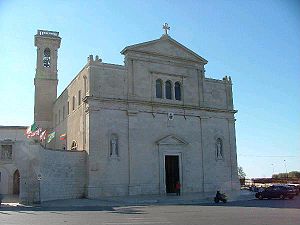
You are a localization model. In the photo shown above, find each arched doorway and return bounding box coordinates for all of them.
[13,170,20,195]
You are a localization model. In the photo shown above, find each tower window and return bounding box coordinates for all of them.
[156,79,163,98]
[165,80,172,100]
[175,82,182,101]
[67,101,70,115]
[43,48,51,67]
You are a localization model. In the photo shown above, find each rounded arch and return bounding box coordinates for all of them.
[155,79,163,98]
[43,48,51,67]
[13,169,20,195]
[71,140,78,150]
[175,81,182,101]
[165,80,172,100]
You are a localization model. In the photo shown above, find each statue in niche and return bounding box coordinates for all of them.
[110,135,118,157]
[216,139,223,159]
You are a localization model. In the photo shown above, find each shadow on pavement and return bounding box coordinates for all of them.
[0,204,148,215]
[193,197,300,209]
[1,196,299,212]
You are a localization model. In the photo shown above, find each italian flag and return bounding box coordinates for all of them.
[25,123,39,138]
[60,133,67,140]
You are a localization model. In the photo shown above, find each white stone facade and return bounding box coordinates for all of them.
[1,29,240,202]
[47,31,239,197]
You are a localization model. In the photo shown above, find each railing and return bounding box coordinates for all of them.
[37,30,59,37]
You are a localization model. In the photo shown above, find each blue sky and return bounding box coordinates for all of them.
[0,0,299,178]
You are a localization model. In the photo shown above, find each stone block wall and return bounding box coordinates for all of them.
[39,148,87,202]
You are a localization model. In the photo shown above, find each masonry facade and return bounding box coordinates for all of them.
[0,29,240,202]
[41,28,240,197]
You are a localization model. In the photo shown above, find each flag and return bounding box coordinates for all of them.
[25,122,39,138]
[30,123,38,132]
[40,130,47,141]
[47,131,55,143]
[60,133,66,140]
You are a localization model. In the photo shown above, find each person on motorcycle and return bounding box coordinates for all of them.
[214,190,227,203]
[216,191,222,200]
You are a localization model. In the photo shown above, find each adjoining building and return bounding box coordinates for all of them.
[0,27,240,202]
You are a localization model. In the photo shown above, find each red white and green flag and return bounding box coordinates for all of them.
[25,123,40,138]
[60,133,66,140]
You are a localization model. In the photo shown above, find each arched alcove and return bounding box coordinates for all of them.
[13,169,20,195]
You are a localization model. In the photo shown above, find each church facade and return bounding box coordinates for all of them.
[1,28,240,202]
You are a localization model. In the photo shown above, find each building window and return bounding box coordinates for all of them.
[1,145,12,160]
[216,138,224,160]
[63,106,65,119]
[71,141,78,150]
[165,80,172,99]
[72,96,75,110]
[58,109,61,123]
[156,79,163,98]
[78,90,81,105]
[55,114,58,125]
[175,82,181,101]
[43,48,51,67]
[67,102,69,115]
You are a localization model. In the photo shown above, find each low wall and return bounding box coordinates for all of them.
[12,142,87,203]
[39,148,87,202]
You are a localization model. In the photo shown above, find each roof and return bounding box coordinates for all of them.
[121,34,208,64]
[0,125,27,129]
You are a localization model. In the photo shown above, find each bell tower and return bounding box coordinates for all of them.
[34,30,61,130]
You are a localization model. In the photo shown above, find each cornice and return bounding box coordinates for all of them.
[84,96,237,114]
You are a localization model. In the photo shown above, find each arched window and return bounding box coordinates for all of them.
[216,138,223,159]
[175,82,181,100]
[13,170,20,195]
[156,79,163,98]
[72,96,75,110]
[43,48,51,67]
[71,141,78,150]
[165,80,172,100]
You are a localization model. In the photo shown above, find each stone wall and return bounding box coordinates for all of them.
[0,138,87,203]
[39,148,87,202]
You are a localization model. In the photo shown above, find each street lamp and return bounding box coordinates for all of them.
[284,160,288,183]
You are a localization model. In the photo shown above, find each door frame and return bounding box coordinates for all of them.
[13,169,20,195]
[159,151,183,195]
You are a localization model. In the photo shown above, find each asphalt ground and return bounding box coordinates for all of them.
[0,195,299,225]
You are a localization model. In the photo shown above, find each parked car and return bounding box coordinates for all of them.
[288,184,300,196]
[255,185,296,200]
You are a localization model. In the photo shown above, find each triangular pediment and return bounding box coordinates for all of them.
[121,35,207,64]
[156,135,188,146]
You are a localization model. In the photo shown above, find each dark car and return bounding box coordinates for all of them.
[255,185,296,200]
[288,184,300,196]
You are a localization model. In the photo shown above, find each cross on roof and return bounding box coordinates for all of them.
[163,23,170,35]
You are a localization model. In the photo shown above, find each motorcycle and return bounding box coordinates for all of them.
[214,193,227,203]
